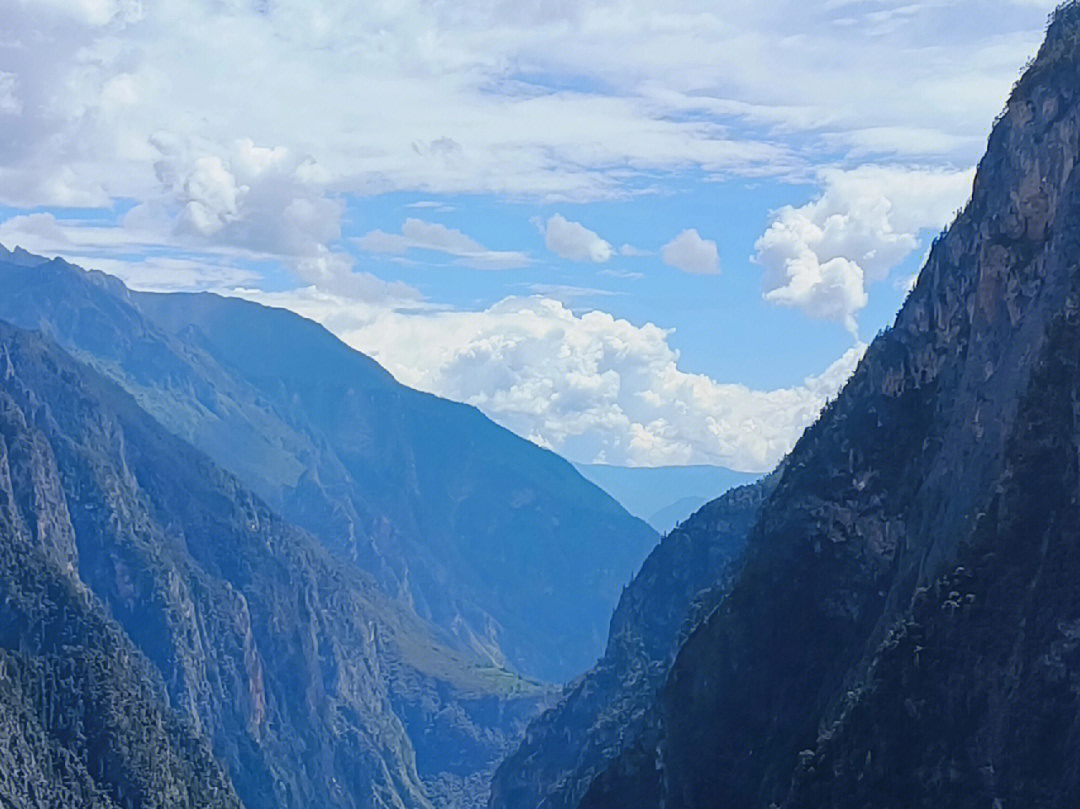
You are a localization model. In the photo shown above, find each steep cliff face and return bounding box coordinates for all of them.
[0,320,545,809]
[0,262,656,683]
[579,7,1080,808]
[491,478,774,809]
[0,329,243,809]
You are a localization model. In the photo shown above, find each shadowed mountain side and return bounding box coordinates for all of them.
[0,381,242,809]
[135,289,659,683]
[490,477,775,809]
[579,7,1080,808]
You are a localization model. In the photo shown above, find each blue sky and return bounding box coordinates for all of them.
[343,179,858,390]
[0,0,1059,470]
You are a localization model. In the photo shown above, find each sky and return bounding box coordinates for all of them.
[0,0,1061,471]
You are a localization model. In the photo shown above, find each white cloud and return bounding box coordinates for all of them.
[529,283,620,300]
[0,0,1049,215]
[73,255,262,293]
[542,214,614,263]
[0,208,413,304]
[232,289,866,472]
[153,137,343,259]
[600,268,644,279]
[0,0,1050,471]
[406,200,454,212]
[176,155,242,237]
[30,0,132,27]
[356,218,530,269]
[753,165,973,334]
[661,229,720,275]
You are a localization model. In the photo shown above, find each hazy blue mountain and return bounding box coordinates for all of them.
[579,8,1080,808]
[646,496,708,534]
[572,463,759,531]
[0,318,549,809]
[0,243,48,267]
[0,258,657,683]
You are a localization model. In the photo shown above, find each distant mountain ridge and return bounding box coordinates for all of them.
[573,463,758,532]
[0,256,657,684]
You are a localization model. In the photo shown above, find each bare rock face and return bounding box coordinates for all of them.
[575,6,1080,808]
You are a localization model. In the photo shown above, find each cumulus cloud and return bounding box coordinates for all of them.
[356,218,530,269]
[753,165,974,334]
[661,229,720,275]
[233,290,866,472]
[152,137,342,258]
[541,214,614,263]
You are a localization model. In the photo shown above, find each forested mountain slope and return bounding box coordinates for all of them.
[0,341,242,808]
[491,477,774,809]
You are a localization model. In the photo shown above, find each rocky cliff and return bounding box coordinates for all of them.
[579,6,1080,807]
[0,346,243,808]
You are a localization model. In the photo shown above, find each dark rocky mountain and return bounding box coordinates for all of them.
[490,477,774,809]
[0,319,546,809]
[0,258,657,684]
[577,6,1080,808]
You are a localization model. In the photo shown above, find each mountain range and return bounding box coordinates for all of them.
[0,254,657,685]
[7,4,1080,808]
[572,463,759,532]
[0,245,657,808]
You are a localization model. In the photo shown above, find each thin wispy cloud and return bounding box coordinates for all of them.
[355,218,531,270]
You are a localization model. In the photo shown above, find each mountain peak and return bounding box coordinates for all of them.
[0,243,50,268]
